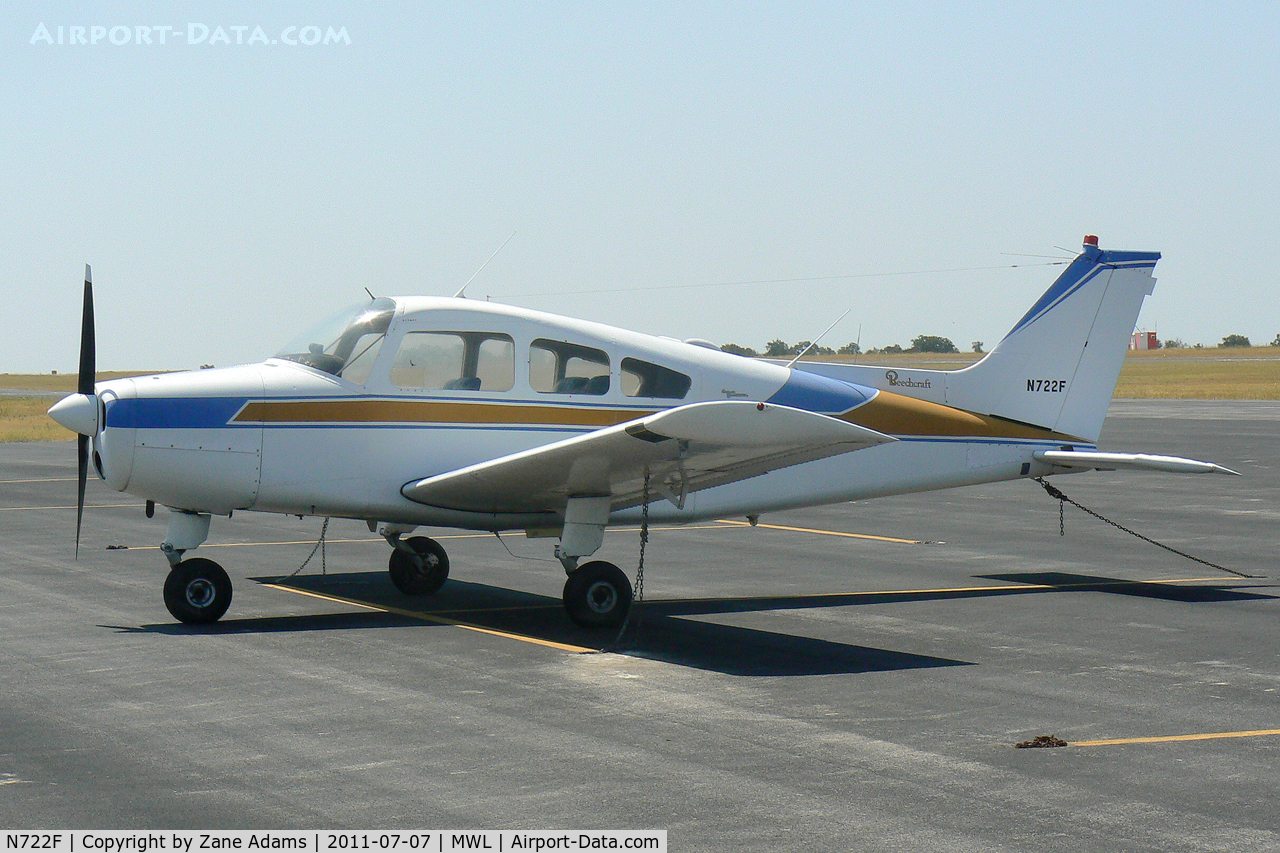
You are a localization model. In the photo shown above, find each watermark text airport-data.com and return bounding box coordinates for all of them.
[30,23,350,46]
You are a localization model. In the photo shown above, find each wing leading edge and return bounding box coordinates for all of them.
[401,400,896,515]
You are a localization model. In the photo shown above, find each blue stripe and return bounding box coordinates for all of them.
[1006,247,1160,338]
[105,397,250,429]
[766,370,874,414]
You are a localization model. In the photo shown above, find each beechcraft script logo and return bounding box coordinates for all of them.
[885,370,931,389]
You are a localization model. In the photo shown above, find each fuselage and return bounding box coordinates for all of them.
[88,296,1086,530]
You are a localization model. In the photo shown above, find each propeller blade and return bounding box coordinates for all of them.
[78,265,95,396]
[76,434,88,558]
[75,264,95,558]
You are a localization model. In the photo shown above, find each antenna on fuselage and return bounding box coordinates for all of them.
[784,308,851,368]
[454,231,515,299]
[364,287,376,301]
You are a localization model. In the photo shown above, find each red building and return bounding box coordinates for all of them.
[1130,331,1159,350]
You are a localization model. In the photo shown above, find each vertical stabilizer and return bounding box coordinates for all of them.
[944,238,1159,442]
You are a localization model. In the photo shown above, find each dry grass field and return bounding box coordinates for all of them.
[0,397,76,442]
[0,372,161,442]
[0,371,162,392]
[1115,347,1280,398]
[2,350,1277,441]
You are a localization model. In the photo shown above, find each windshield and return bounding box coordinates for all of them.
[274,298,396,379]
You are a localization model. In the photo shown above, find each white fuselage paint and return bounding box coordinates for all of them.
[87,297,1076,531]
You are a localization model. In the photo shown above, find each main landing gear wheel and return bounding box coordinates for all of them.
[163,558,233,624]
[563,560,633,628]
[388,536,450,596]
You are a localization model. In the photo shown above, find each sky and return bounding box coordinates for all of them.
[3,2,1278,373]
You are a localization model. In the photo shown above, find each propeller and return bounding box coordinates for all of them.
[75,264,95,556]
[47,264,103,556]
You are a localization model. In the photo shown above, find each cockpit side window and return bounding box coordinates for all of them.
[621,357,691,399]
[391,331,514,392]
[339,333,386,385]
[529,339,610,395]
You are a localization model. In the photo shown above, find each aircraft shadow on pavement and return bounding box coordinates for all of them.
[976,572,1277,603]
[203,572,974,677]
[110,570,1271,675]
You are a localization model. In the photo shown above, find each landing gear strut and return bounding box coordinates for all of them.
[163,557,233,624]
[387,535,450,596]
[562,560,632,628]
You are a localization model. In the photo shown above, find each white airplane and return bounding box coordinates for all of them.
[49,236,1237,627]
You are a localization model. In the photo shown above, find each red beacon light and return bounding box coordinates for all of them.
[1083,234,1099,248]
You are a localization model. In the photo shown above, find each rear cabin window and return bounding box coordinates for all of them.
[391,332,514,391]
[530,339,610,395]
[621,357,691,399]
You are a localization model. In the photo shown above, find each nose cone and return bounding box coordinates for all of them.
[48,393,99,436]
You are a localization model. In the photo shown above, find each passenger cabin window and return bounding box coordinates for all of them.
[621,357,691,399]
[530,339,610,395]
[391,332,514,391]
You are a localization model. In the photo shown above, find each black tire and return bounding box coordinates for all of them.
[163,558,233,624]
[388,536,450,596]
[563,561,633,628]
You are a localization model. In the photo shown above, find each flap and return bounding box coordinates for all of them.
[402,400,895,514]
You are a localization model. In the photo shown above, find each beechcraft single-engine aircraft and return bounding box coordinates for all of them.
[49,236,1237,627]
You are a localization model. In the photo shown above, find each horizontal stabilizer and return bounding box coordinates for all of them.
[1035,450,1240,476]
[402,400,895,515]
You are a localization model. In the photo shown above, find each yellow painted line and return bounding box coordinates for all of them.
[108,534,500,551]
[262,583,595,653]
[262,575,1246,654]
[272,575,1238,615]
[0,477,78,483]
[1073,728,1280,747]
[204,537,383,548]
[716,518,921,544]
[103,524,741,552]
[0,502,139,512]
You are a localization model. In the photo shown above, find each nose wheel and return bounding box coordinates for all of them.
[388,536,450,596]
[163,558,233,624]
[562,560,632,628]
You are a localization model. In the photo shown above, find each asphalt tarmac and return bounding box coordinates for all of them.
[1,400,1277,851]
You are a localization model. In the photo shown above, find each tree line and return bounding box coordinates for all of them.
[1151,334,1278,349]
[720,335,980,358]
[721,333,1280,357]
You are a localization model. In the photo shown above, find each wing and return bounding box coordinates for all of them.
[1035,450,1240,475]
[402,400,896,514]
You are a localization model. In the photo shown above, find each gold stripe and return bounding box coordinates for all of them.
[1073,728,1280,747]
[236,399,652,428]
[234,391,1076,441]
[843,390,1077,440]
[262,584,596,652]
